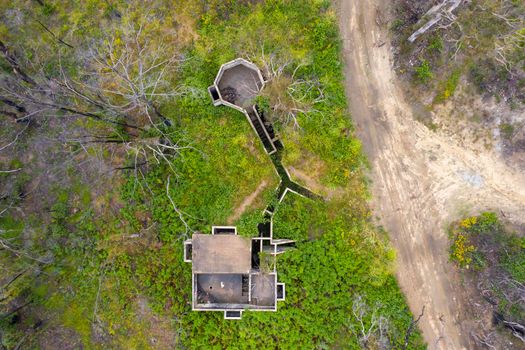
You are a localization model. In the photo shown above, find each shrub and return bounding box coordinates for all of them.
[450,230,476,268]
[427,36,443,54]
[434,69,461,103]
[469,62,489,92]
[448,212,525,325]
[390,18,404,32]
[499,123,515,140]
[414,59,433,84]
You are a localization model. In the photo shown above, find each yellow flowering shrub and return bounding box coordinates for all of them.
[450,230,476,268]
[459,216,477,229]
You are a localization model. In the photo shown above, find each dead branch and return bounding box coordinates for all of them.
[0,121,30,152]
[491,11,520,29]
[0,168,22,174]
[403,306,425,350]
[34,19,74,48]
[408,0,463,43]
[503,321,525,343]
[0,235,51,264]
[166,175,194,238]
[0,40,37,86]
[251,48,324,129]
[0,268,29,291]
[470,331,497,350]
[0,301,31,321]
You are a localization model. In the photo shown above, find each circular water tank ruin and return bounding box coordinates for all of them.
[208,58,265,111]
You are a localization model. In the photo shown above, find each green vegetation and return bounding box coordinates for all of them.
[449,212,525,332]
[433,69,462,104]
[390,18,405,32]
[414,59,433,84]
[393,0,525,106]
[427,36,443,54]
[499,123,515,140]
[1,1,424,349]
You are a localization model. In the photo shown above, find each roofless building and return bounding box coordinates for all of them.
[183,224,291,320]
[208,58,279,155]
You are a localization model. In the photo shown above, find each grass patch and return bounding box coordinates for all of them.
[414,59,433,84]
[433,68,462,104]
[499,123,515,140]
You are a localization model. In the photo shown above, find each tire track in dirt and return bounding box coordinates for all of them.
[337,1,525,349]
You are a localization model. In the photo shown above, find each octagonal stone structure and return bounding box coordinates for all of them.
[208,58,265,112]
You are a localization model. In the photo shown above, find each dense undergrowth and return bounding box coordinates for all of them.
[1,1,425,349]
[449,212,525,344]
[392,0,524,107]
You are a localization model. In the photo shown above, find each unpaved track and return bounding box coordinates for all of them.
[337,1,525,349]
[227,180,268,223]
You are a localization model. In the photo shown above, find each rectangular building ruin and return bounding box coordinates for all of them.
[183,225,289,319]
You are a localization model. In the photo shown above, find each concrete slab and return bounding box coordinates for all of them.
[251,273,276,307]
[196,274,248,304]
[192,233,252,274]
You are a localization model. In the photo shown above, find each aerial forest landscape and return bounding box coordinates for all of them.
[0,0,524,349]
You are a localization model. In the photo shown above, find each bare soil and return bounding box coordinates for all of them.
[337,1,525,349]
[288,165,345,200]
[39,325,83,350]
[135,297,177,349]
[227,179,268,224]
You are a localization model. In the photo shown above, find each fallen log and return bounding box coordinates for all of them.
[408,0,463,43]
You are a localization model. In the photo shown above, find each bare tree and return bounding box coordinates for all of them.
[166,175,199,237]
[72,22,186,127]
[248,49,324,129]
[0,2,202,255]
[349,294,392,350]
[0,39,142,131]
[493,29,525,75]
[0,16,199,179]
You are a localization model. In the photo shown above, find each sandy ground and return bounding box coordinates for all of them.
[337,1,525,349]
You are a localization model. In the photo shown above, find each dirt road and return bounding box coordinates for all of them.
[337,1,525,349]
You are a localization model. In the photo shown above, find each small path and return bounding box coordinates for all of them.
[227,180,268,224]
